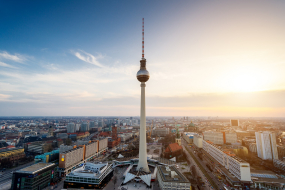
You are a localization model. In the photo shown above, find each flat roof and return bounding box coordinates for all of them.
[157,165,190,183]
[17,163,55,174]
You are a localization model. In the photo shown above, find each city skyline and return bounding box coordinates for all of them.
[1,1,285,116]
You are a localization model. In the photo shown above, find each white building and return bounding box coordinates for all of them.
[225,133,237,144]
[203,131,224,144]
[255,131,278,160]
[67,123,75,133]
[193,134,203,148]
[203,131,237,145]
[64,162,113,189]
[203,140,251,182]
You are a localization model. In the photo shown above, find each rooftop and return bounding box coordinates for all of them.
[17,163,55,174]
[165,143,182,153]
[157,165,189,183]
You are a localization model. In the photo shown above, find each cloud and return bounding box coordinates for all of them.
[73,50,104,67]
[0,61,18,69]
[0,51,27,63]
[0,94,11,101]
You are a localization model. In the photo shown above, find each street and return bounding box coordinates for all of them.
[0,161,35,190]
[182,140,224,190]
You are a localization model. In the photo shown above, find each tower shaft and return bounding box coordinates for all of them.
[137,82,149,172]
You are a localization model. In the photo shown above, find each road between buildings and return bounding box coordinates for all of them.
[183,145,220,190]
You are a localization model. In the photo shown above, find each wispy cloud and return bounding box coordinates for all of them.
[0,61,18,69]
[73,50,104,68]
[0,51,28,63]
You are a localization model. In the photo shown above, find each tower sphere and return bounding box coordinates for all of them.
[137,59,150,82]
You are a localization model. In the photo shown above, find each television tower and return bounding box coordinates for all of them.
[136,18,150,172]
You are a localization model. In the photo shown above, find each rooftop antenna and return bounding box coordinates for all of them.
[142,18,144,59]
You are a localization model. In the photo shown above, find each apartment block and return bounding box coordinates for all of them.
[203,131,237,145]
[193,134,203,148]
[203,140,251,182]
[255,131,278,160]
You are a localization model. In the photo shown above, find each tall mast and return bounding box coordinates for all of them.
[142,18,144,59]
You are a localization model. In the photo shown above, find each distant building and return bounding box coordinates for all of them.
[89,121,95,128]
[255,131,278,160]
[152,128,169,136]
[0,147,25,163]
[230,119,239,127]
[80,123,89,132]
[67,123,75,133]
[193,134,203,148]
[203,131,224,144]
[225,133,238,144]
[157,165,191,190]
[203,131,237,145]
[11,163,56,190]
[48,126,54,136]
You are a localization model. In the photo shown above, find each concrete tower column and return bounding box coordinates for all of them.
[137,82,149,172]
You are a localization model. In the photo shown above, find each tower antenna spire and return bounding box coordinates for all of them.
[142,18,144,59]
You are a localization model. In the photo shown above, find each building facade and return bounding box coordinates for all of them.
[255,131,278,160]
[157,165,191,190]
[203,140,251,182]
[67,123,75,133]
[11,163,56,190]
[64,162,113,189]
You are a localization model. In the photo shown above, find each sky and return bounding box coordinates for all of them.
[0,1,285,117]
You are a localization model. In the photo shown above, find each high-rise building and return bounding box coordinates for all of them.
[89,121,95,128]
[80,123,89,132]
[75,124,80,131]
[230,119,239,127]
[67,123,75,133]
[255,131,278,160]
[136,18,150,172]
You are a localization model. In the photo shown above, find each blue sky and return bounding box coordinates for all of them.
[1,1,285,116]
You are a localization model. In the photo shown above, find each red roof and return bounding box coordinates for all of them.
[165,143,182,153]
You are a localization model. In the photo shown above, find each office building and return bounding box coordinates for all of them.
[11,163,56,190]
[152,128,169,136]
[203,131,237,145]
[230,119,239,127]
[157,165,191,190]
[67,123,75,133]
[203,131,224,144]
[64,162,113,189]
[193,134,203,148]
[89,121,95,128]
[255,131,278,160]
[80,123,89,132]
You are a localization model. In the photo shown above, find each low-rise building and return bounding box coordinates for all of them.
[64,162,113,189]
[164,143,183,159]
[157,165,191,190]
[152,128,169,137]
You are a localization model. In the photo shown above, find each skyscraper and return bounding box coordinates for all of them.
[89,121,95,128]
[67,123,75,133]
[255,131,278,160]
[136,18,150,172]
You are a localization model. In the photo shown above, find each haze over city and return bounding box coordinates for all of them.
[1,1,285,116]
